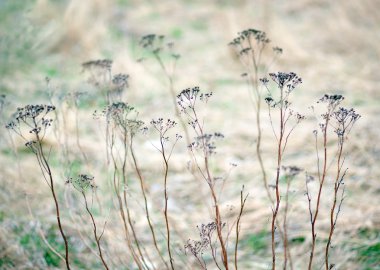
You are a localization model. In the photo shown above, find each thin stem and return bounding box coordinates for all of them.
[234,187,248,270]
[271,87,285,270]
[121,132,150,270]
[155,53,191,148]
[130,139,170,269]
[110,134,143,270]
[325,142,345,270]
[308,116,330,270]
[35,131,71,270]
[160,139,175,270]
[74,103,89,164]
[282,177,294,270]
[82,192,109,270]
[194,112,229,270]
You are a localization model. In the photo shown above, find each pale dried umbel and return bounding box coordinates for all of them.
[139,34,180,60]
[82,59,112,72]
[185,222,219,269]
[306,94,360,270]
[82,59,112,84]
[6,104,71,269]
[230,30,284,242]
[6,104,56,149]
[95,102,144,134]
[67,173,110,269]
[261,71,305,270]
[150,117,182,270]
[332,107,360,145]
[66,174,96,193]
[81,59,129,103]
[282,166,303,177]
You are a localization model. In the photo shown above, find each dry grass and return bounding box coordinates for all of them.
[0,0,379,269]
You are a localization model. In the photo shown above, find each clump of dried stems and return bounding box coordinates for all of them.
[4,28,360,270]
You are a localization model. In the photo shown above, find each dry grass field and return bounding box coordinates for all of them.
[0,0,379,269]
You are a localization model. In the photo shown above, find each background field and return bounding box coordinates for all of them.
[0,0,379,269]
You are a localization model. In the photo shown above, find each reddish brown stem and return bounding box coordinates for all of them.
[308,116,329,270]
[82,192,109,270]
[109,135,143,270]
[192,106,229,269]
[130,140,170,269]
[282,177,293,270]
[271,90,285,270]
[234,187,248,270]
[325,143,344,269]
[35,132,71,270]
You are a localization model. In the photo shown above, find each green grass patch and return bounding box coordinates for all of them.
[19,227,64,267]
[242,231,268,253]
[356,242,380,270]
[290,236,305,245]
[190,20,208,31]
[0,256,15,268]
[353,228,380,269]
[170,27,183,39]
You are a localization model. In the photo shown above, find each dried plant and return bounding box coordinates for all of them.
[281,166,303,270]
[95,102,146,269]
[185,222,219,269]
[261,72,304,270]
[234,186,248,270]
[306,95,360,270]
[139,34,191,147]
[230,29,282,204]
[67,174,109,269]
[6,104,71,269]
[178,87,232,269]
[82,59,129,104]
[150,118,182,270]
[3,27,363,270]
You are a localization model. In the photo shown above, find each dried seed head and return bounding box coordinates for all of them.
[68,174,96,193]
[268,72,302,91]
[282,166,303,177]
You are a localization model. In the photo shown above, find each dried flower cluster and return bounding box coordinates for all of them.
[177,87,212,113]
[139,34,180,59]
[112,73,129,90]
[150,118,180,143]
[263,72,302,110]
[333,107,360,144]
[318,94,344,106]
[82,59,129,102]
[185,222,219,267]
[82,59,113,71]
[67,174,96,193]
[229,29,270,47]
[189,132,224,155]
[281,166,303,177]
[6,104,56,144]
[269,72,302,92]
[96,102,144,134]
[229,28,282,66]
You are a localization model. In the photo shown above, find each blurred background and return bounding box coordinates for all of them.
[0,0,379,269]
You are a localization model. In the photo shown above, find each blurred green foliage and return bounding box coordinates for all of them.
[290,236,305,244]
[242,230,268,253]
[0,256,16,268]
[0,0,39,77]
[354,228,380,270]
[19,226,64,267]
[16,223,97,269]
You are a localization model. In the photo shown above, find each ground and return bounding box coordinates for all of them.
[0,0,379,269]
